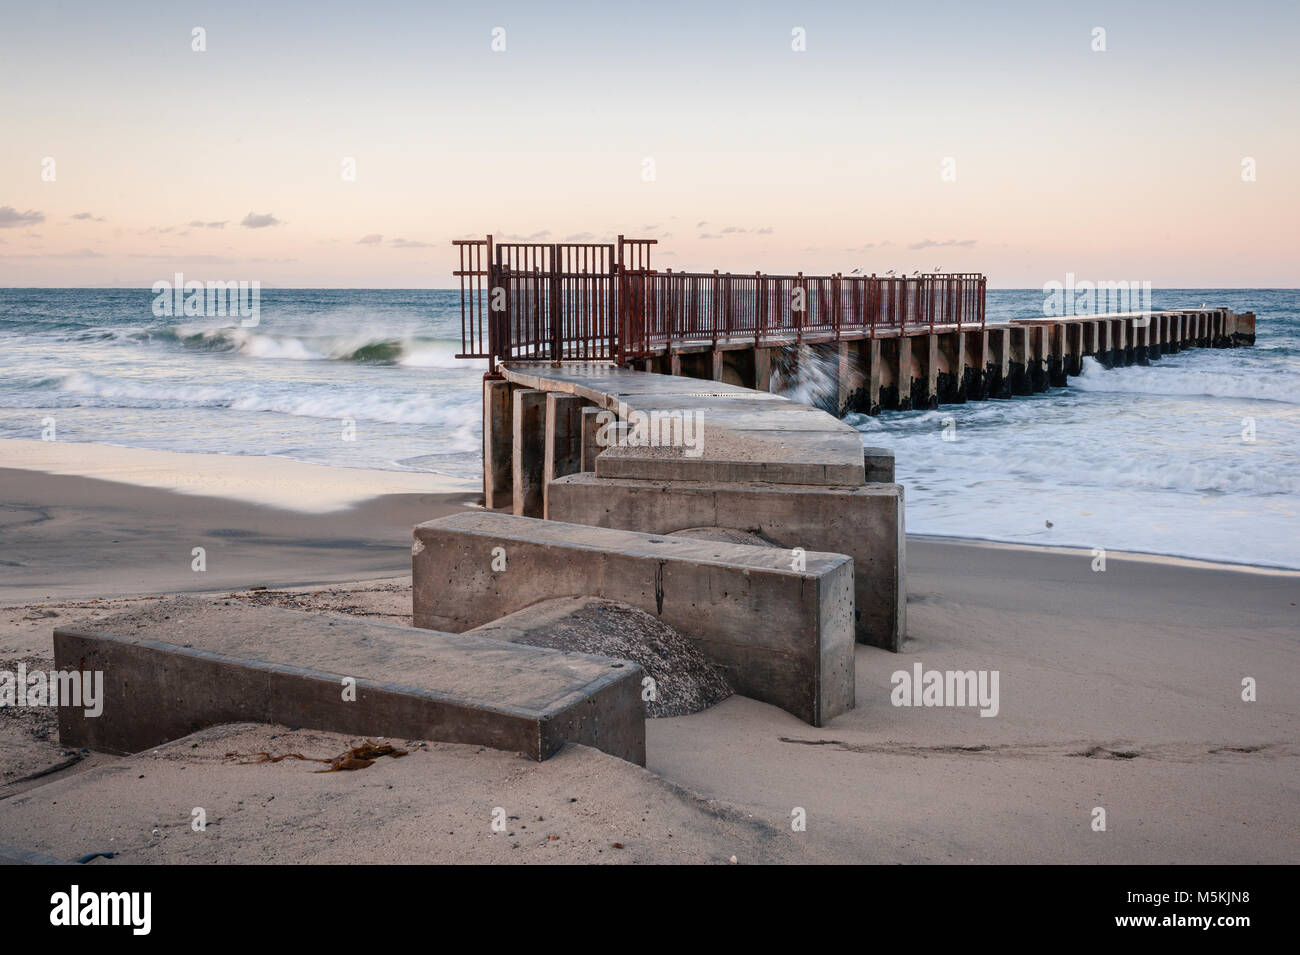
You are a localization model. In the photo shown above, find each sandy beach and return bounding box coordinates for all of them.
[2,443,1295,864]
[0,438,477,601]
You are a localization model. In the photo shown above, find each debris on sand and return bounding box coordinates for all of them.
[225,740,408,773]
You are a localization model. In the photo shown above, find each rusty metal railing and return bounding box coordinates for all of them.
[453,234,985,369]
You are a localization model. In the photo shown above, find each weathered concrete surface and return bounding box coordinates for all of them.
[501,362,866,487]
[544,393,583,484]
[580,405,604,472]
[543,393,583,518]
[483,378,512,509]
[545,472,905,652]
[468,596,733,718]
[512,388,546,517]
[413,511,855,726]
[862,447,895,483]
[54,598,646,763]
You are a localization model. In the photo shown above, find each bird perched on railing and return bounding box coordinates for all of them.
[885,269,896,276]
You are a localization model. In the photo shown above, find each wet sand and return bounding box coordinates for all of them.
[0,465,477,602]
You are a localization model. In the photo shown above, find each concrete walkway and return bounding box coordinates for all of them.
[500,361,866,487]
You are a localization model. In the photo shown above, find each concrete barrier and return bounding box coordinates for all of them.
[542,472,905,652]
[862,447,895,483]
[483,378,513,509]
[54,600,646,764]
[512,388,546,517]
[413,511,855,726]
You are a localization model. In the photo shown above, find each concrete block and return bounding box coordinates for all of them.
[542,393,583,518]
[483,379,512,509]
[1008,327,1031,394]
[863,447,895,483]
[512,388,546,517]
[544,472,905,652]
[964,330,988,400]
[54,600,646,763]
[1030,325,1049,391]
[580,405,604,472]
[1233,311,1256,346]
[987,328,1010,398]
[413,511,856,726]
[754,347,772,391]
[1048,323,1067,386]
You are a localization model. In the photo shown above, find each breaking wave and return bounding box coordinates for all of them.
[150,325,463,367]
[1072,356,1300,405]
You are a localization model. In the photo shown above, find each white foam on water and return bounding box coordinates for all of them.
[851,349,1300,569]
[1072,355,1300,404]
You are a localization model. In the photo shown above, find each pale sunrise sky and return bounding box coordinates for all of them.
[1,0,1297,288]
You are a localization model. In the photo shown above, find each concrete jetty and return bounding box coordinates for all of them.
[43,241,1260,768]
[483,363,907,652]
[633,308,1257,415]
[453,234,1256,419]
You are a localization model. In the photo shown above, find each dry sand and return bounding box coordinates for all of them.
[1,450,1297,864]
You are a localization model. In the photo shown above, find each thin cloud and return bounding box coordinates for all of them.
[71,212,106,222]
[718,225,774,236]
[357,233,384,245]
[0,206,45,229]
[390,238,433,248]
[189,220,227,229]
[908,238,976,250]
[240,212,282,229]
[1,248,104,259]
[127,253,238,264]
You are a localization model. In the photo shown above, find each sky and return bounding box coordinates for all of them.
[1,0,1297,288]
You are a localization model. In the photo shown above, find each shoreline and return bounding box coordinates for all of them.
[3,439,1295,576]
[905,533,1300,578]
[0,438,476,514]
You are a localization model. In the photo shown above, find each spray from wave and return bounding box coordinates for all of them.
[770,344,851,412]
[149,324,464,367]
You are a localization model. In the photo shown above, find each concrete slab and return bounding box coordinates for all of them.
[545,472,906,652]
[862,447,895,483]
[413,511,855,726]
[512,389,546,517]
[502,362,865,487]
[53,599,646,764]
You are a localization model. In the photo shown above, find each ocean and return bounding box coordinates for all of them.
[2,288,1297,570]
